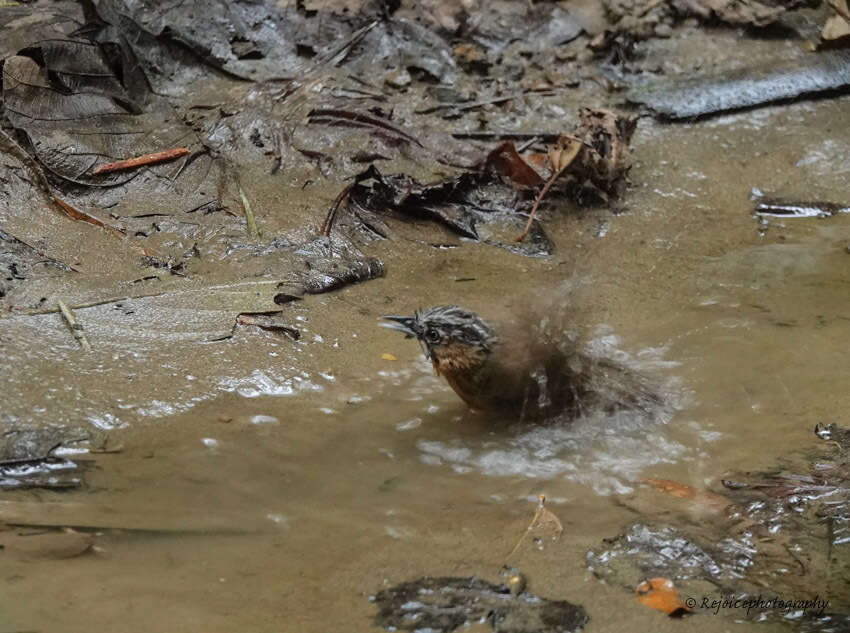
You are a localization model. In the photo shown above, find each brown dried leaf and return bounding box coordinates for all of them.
[822,0,850,46]
[548,136,583,173]
[486,142,545,188]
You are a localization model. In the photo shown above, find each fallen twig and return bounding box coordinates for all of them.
[505,494,563,562]
[830,0,850,21]
[52,196,124,234]
[272,21,378,102]
[639,0,668,17]
[451,132,560,143]
[321,183,355,237]
[57,299,92,352]
[236,313,300,340]
[0,441,64,468]
[517,137,582,242]
[239,186,260,239]
[93,148,191,175]
[308,108,425,148]
[416,92,552,115]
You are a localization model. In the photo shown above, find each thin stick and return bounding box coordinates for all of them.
[506,499,544,562]
[505,494,564,562]
[516,174,559,243]
[516,139,582,242]
[830,0,850,20]
[52,195,124,233]
[57,299,92,352]
[93,148,190,175]
[239,186,260,240]
[321,183,354,237]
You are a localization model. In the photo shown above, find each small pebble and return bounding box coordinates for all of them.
[385,69,411,89]
[507,572,527,596]
[654,23,673,38]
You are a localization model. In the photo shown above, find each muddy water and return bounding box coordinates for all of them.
[3,96,850,633]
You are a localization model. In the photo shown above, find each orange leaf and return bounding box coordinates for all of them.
[524,153,549,170]
[636,578,689,617]
[642,477,730,514]
[643,477,698,499]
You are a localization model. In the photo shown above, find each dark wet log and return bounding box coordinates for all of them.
[629,50,850,119]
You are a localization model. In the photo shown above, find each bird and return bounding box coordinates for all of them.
[380,305,662,421]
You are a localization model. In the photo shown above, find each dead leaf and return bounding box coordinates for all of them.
[821,0,850,47]
[453,43,489,71]
[548,136,583,173]
[635,577,690,617]
[643,477,730,514]
[236,313,301,340]
[505,494,563,561]
[485,142,545,188]
[381,353,398,361]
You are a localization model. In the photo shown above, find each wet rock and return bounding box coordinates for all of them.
[588,424,850,630]
[372,576,588,633]
[0,425,87,490]
[278,235,384,299]
[0,529,94,560]
[654,23,674,38]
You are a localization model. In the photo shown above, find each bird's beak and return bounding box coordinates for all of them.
[379,315,418,338]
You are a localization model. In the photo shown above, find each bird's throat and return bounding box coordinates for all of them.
[430,342,487,376]
[430,342,489,408]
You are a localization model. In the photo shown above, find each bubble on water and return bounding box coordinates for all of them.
[219,369,323,398]
[266,513,289,527]
[85,412,128,430]
[250,414,279,425]
[396,417,422,431]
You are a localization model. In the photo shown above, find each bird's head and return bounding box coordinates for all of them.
[380,305,498,374]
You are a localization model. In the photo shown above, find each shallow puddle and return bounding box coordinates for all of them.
[2,87,850,633]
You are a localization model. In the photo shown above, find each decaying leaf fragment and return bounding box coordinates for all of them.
[486,142,545,188]
[821,0,850,48]
[571,108,637,197]
[642,476,730,514]
[506,494,564,561]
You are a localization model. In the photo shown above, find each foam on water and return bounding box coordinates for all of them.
[412,332,691,495]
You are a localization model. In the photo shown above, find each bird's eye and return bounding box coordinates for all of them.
[425,328,441,343]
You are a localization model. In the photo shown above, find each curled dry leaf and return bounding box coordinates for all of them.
[821,0,850,47]
[635,577,690,617]
[548,136,583,173]
[486,141,545,188]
